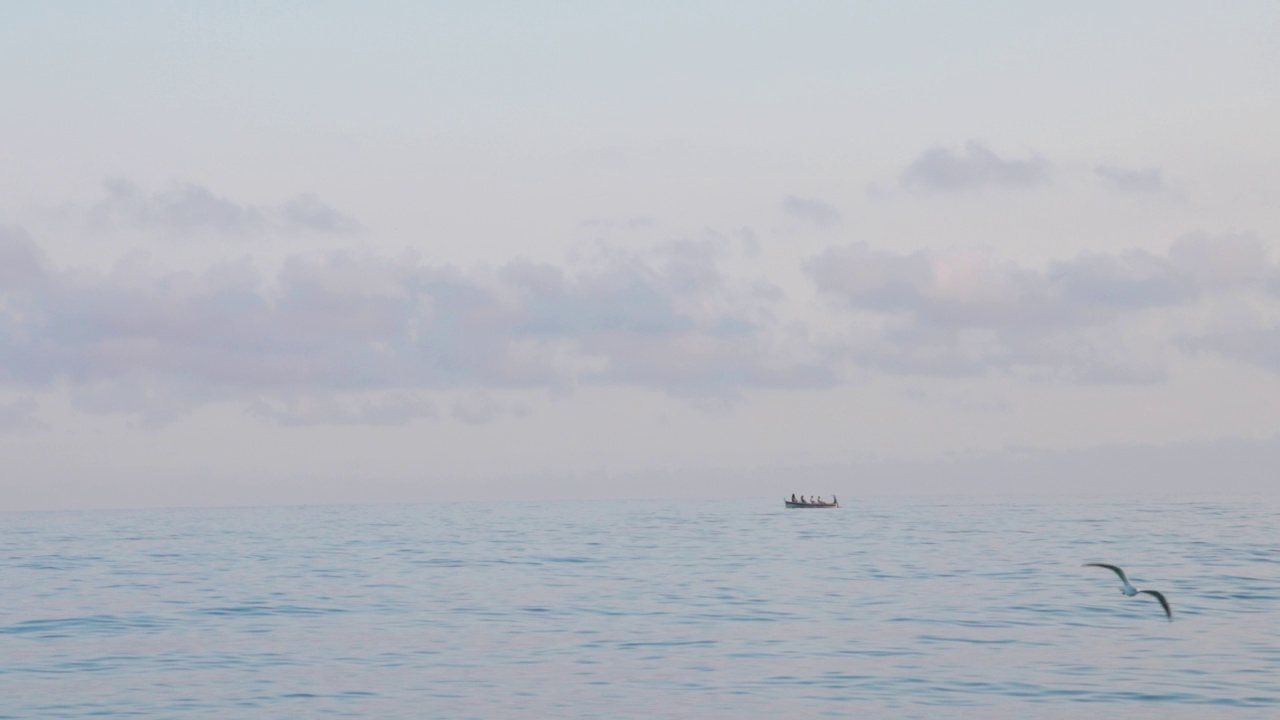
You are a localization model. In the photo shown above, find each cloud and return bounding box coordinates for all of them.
[0,231,831,423]
[69,377,217,428]
[451,390,505,425]
[1184,326,1280,373]
[248,392,436,427]
[0,226,52,291]
[9,221,1280,423]
[782,195,840,227]
[0,397,44,432]
[805,233,1277,381]
[500,241,834,396]
[807,243,1200,331]
[276,193,363,235]
[899,142,1051,193]
[1168,231,1271,287]
[80,179,360,237]
[1095,164,1168,193]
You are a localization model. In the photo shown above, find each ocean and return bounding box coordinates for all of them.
[2,496,1277,719]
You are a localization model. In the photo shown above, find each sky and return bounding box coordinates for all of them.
[2,2,1279,509]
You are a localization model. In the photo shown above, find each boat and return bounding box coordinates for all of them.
[785,498,839,508]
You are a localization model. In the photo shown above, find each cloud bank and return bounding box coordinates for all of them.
[4,222,1280,424]
[0,396,43,432]
[248,392,437,427]
[806,232,1279,381]
[0,229,830,423]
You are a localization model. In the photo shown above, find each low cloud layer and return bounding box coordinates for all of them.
[900,142,1051,193]
[248,392,437,427]
[0,229,829,423]
[76,179,361,237]
[4,222,1280,424]
[0,396,43,432]
[451,390,506,425]
[806,232,1278,381]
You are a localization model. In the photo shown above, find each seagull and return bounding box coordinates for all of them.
[1083,563,1172,621]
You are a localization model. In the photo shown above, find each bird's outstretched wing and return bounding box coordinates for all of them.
[1138,590,1173,621]
[1083,563,1129,584]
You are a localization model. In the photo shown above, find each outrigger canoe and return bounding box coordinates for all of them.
[785,499,839,508]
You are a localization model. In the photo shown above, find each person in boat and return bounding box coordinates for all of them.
[832,495,838,505]
[791,494,797,502]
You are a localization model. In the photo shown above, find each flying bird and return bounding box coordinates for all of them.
[1083,563,1172,621]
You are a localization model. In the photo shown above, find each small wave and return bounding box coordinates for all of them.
[617,639,718,649]
[0,614,166,638]
[193,604,348,618]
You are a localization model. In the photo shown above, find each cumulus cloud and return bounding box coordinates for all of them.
[807,243,1204,331]
[1095,164,1168,193]
[0,230,831,423]
[805,233,1279,381]
[9,220,1280,423]
[899,142,1051,193]
[782,195,840,227]
[79,179,360,237]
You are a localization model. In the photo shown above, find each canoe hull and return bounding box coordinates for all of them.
[785,500,839,508]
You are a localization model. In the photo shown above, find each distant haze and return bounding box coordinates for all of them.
[2,3,1279,509]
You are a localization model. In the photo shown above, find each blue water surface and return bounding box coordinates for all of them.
[2,496,1278,719]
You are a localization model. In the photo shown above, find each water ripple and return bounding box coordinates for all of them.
[0,496,1277,718]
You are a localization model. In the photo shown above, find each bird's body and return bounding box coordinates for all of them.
[1083,563,1173,621]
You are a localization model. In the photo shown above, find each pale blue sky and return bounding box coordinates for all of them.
[2,2,1279,509]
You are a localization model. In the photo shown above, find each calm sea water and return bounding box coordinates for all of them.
[2,496,1278,719]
